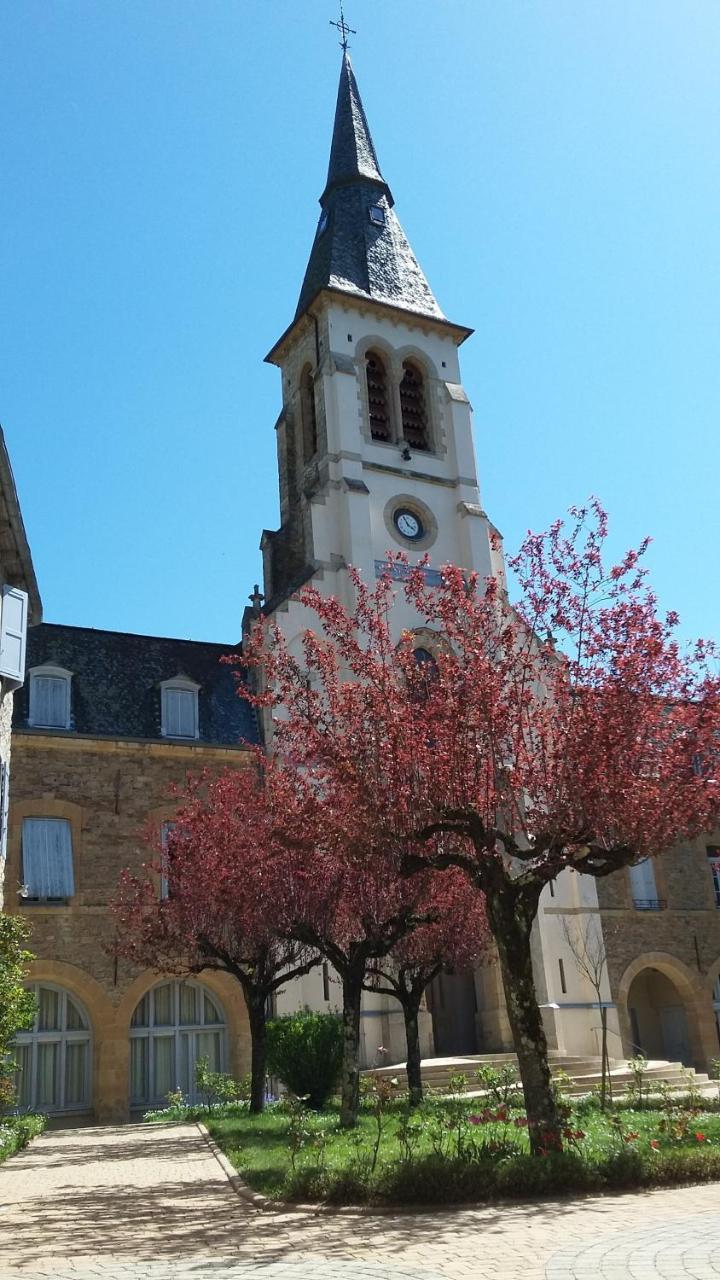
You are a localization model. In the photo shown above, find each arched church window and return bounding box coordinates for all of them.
[301,366,318,463]
[399,360,430,452]
[366,351,392,442]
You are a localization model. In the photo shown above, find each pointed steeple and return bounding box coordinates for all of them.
[294,52,445,323]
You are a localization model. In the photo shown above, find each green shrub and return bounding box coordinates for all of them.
[266,1012,343,1110]
[0,1113,46,1164]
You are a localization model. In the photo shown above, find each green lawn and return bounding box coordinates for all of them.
[198,1095,720,1205]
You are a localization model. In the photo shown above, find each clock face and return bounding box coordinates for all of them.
[394,508,424,541]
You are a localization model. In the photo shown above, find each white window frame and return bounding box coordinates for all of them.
[21,816,75,902]
[14,983,92,1114]
[160,677,200,740]
[28,666,72,730]
[129,979,226,1108]
[629,857,660,910]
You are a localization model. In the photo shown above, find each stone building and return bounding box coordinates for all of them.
[5,49,720,1121]
[0,427,41,909]
[6,623,259,1120]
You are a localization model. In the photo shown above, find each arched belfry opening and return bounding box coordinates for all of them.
[399,360,430,451]
[366,350,392,441]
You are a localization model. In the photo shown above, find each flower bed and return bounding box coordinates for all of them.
[0,1114,46,1165]
[191,1092,720,1206]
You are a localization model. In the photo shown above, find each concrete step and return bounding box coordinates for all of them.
[364,1052,716,1101]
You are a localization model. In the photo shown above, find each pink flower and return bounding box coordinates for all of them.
[650,1140,659,1150]
[696,1132,707,1142]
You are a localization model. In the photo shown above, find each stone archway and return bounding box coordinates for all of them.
[616,952,715,1070]
[626,969,691,1064]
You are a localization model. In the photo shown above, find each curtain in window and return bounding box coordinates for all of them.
[31,676,68,728]
[179,983,197,1026]
[36,1042,59,1108]
[153,1036,175,1098]
[65,997,87,1031]
[130,1038,148,1104]
[195,1031,222,1073]
[21,819,74,899]
[629,858,658,903]
[64,1042,88,1107]
[37,985,61,1031]
[153,984,173,1026]
[163,688,196,738]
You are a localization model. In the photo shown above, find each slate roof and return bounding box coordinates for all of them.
[294,52,445,323]
[13,623,259,747]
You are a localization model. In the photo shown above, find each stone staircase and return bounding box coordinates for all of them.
[366,1051,718,1101]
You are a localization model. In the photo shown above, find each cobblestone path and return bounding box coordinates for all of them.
[0,1123,719,1278]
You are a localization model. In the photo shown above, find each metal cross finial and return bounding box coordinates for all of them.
[329,3,356,52]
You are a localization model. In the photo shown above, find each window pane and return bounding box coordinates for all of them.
[22,819,74,899]
[37,987,61,1032]
[130,1038,148,1104]
[163,688,196,738]
[36,1042,60,1108]
[153,984,173,1026]
[65,996,86,1031]
[195,1031,221,1073]
[629,858,657,904]
[153,1036,175,1099]
[179,983,197,1026]
[203,994,221,1025]
[131,994,149,1029]
[64,1041,88,1107]
[31,675,69,728]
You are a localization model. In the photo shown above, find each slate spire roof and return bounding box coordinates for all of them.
[294,52,445,323]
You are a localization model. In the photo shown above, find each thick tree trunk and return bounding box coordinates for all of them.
[246,994,267,1115]
[340,967,364,1129]
[487,883,562,1154]
[403,998,424,1107]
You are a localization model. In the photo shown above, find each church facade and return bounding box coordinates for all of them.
[5,50,720,1120]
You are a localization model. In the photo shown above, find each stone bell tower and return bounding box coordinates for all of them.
[260,49,613,1068]
[260,50,505,647]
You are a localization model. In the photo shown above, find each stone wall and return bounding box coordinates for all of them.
[4,732,255,1119]
[597,835,720,1069]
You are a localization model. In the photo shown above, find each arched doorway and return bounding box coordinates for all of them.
[14,984,92,1113]
[427,971,479,1055]
[627,968,692,1065]
[129,978,227,1108]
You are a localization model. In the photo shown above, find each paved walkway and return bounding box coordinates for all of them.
[1,1124,720,1278]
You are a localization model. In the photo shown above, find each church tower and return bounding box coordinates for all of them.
[261,51,505,644]
[263,49,615,1067]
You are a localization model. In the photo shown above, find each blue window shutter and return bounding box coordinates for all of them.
[0,587,28,685]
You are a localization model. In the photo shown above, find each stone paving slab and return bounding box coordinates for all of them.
[2,1122,720,1278]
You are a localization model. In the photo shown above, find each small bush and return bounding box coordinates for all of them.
[0,1113,46,1164]
[266,1012,343,1110]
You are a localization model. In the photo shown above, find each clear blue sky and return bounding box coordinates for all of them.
[1,1,718,644]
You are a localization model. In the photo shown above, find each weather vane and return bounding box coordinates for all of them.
[329,3,356,52]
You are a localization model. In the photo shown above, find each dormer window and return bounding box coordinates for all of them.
[28,666,72,730]
[369,204,385,227]
[160,677,200,740]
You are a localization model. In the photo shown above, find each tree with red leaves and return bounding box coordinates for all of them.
[114,763,320,1114]
[242,502,720,1151]
[365,867,488,1106]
